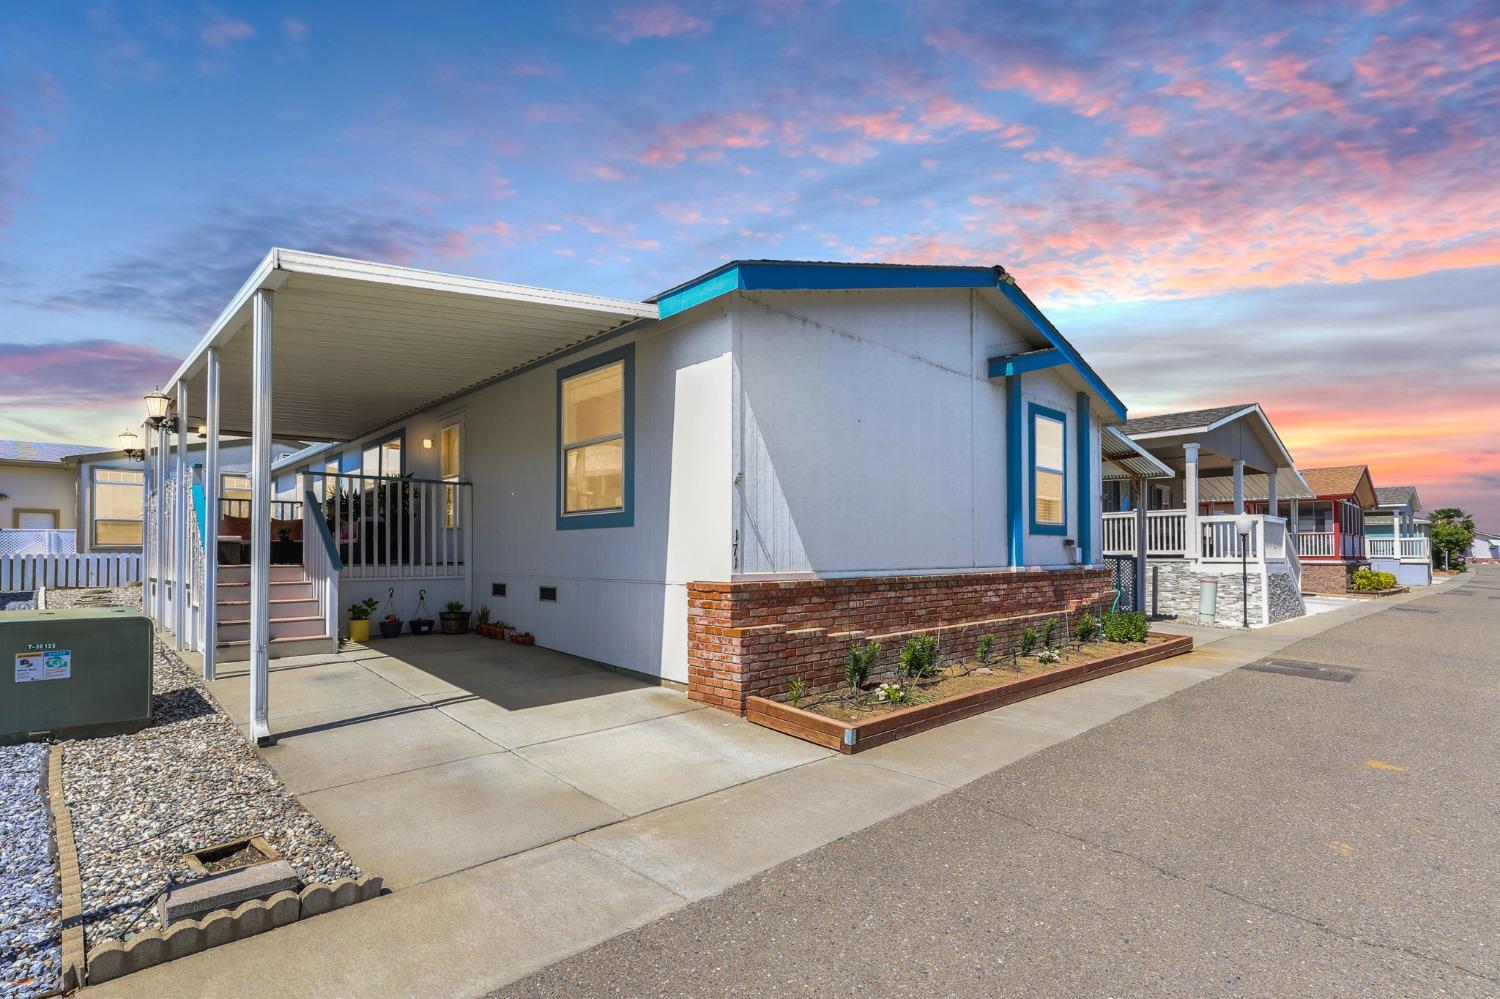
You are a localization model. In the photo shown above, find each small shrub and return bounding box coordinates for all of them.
[1018,626,1039,655]
[1038,647,1062,666]
[846,641,879,693]
[1101,610,1149,643]
[1351,568,1398,592]
[1075,615,1099,644]
[875,682,908,704]
[444,600,465,613]
[347,597,379,620]
[1041,618,1058,649]
[977,634,995,667]
[899,635,939,680]
[788,677,807,707]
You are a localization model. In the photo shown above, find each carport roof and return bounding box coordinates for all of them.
[167,249,658,442]
[1101,427,1174,480]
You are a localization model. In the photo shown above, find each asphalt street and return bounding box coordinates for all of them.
[495,567,1500,998]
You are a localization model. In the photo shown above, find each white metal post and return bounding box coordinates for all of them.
[142,424,155,623]
[1231,459,1246,515]
[1267,466,1280,519]
[1182,443,1200,561]
[173,381,189,650]
[155,422,169,626]
[249,290,274,745]
[204,347,221,682]
[1133,475,1147,613]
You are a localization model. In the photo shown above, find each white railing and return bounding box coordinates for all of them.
[0,530,78,556]
[1296,532,1334,557]
[301,483,342,642]
[220,497,302,522]
[1368,536,1431,561]
[308,472,472,580]
[1101,510,1189,556]
[1200,514,1260,562]
[1,553,142,589]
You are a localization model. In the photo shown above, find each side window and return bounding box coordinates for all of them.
[557,344,634,529]
[1029,404,1066,534]
[92,467,144,547]
[440,422,462,528]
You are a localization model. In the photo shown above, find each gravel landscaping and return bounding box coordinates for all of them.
[43,587,362,947]
[0,743,60,999]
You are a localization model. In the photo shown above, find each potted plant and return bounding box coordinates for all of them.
[477,606,492,637]
[515,631,535,646]
[440,600,470,635]
[408,589,434,635]
[378,612,402,639]
[346,597,379,643]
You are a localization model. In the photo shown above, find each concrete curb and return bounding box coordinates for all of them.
[84,875,384,984]
[46,744,88,994]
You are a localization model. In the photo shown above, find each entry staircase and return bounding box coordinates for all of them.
[216,563,337,662]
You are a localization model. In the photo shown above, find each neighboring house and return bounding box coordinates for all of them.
[139,249,1132,742]
[1104,403,1307,626]
[1469,530,1500,563]
[1366,485,1433,585]
[1282,465,1379,593]
[0,439,119,553]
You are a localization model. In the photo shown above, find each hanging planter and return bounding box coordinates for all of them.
[408,589,435,635]
[377,588,402,638]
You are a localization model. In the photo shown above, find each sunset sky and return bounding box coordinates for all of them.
[2,1,1496,523]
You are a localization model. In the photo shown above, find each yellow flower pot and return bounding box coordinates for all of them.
[348,618,371,643]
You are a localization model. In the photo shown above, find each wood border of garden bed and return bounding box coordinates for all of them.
[746,632,1194,753]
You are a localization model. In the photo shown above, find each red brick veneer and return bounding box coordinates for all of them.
[1299,560,1368,594]
[687,568,1114,714]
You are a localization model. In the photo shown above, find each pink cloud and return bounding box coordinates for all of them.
[0,341,179,403]
[283,18,307,42]
[202,17,254,48]
[637,111,772,166]
[611,4,711,43]
[589,163,629,181]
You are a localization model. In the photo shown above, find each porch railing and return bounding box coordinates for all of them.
[220,497,302,521]
[1294,531,1366,559]
[301,485,343,641]
[307,472,472,580]
[1201,514,1261,562]
[1101,510,1189,556]
[1368,536,1430,561]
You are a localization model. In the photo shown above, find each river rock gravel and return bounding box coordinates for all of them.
[0,743,61,999]
[49,587,361,945]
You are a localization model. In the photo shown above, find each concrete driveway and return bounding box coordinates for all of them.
[209,635,829,889]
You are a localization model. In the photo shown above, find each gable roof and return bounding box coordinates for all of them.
[649,259,1128,422]
[1375,485,1419,509]
[0,439,109,465]
[1300,465,1377,504]
[1122,404,1256,436]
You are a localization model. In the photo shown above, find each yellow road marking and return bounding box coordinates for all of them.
[1367,759,1406,772]
[1329,842,1355,856]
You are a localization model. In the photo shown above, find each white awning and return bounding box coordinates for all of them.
[1196,466,1316,502]
[168,249,659,442]
[1101,427,1174,480]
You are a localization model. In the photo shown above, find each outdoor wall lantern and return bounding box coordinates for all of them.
[143,388,171,428]
[422,437,433,449]
[1234,513,1254,629]
[118,428,145,462]
[197,422,208,439]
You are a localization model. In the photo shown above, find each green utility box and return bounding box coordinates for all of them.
[1,608,153,744]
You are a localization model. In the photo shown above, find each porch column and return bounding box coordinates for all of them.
[203,347,221,682]
[1267,466,1280,518]
[173,381,189,650]
[1183,443,1201,561]
[1232,459,1246,514]
[248,289,274,745]
[1133,474,1147,613]
[141,424,155,623]
[1290,498,1300,550]
[155,421,169,626]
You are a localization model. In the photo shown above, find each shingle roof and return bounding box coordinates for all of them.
[1300,465,1370,497]
[1122,404,1255,435]
[1375,485,1417,507]
[0,439,109,464]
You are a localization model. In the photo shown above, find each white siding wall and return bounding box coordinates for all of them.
[731,289,1103,575]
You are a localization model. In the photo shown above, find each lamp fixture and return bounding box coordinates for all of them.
[118,428,145,462]
[422,437,433,449]
[197,422,208,439]
[143,388,171,427]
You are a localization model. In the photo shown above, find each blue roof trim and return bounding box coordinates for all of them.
[994,281,1128,423]
[987,348,1065,379]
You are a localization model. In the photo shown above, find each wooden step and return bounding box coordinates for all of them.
[217,616,327,644]
[217,564,306,584]
[217,635,337,662]
[217,579,315,601]
[215,597,322,623]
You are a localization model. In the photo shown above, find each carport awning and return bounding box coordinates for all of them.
[1101,427,1174,480]
[168,249,659,441]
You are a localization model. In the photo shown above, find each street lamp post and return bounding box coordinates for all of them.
[1235,513,1254,629]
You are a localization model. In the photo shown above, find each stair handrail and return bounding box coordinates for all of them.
[303,483,342,644]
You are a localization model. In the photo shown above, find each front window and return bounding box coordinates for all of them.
[92,468,143,547]
[558,345,633,528]
[362,435,402,479]
[441,423,462,528]
[1030,404,1066,533]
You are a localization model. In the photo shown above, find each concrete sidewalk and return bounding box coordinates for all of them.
[90,590,1429,998]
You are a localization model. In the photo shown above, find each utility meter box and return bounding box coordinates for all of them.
[1,608,153,744]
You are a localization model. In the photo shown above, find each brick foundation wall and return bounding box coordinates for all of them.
[687,568,1113,714]
[1300,560,1367,594]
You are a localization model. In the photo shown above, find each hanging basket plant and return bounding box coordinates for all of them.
[408,588,435,635]
[377,587,402,638]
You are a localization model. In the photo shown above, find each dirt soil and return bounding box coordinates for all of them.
[799,635,1170,723]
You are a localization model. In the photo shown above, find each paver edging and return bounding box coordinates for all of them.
[46,744,87,994]
[747,632,1194,753]
[82,874,385,984]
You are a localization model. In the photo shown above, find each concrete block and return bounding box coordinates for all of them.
[356,875,384,901]
[267,889,301,927]
[231,898,272,939]
[330,878,359,910]
[158,860,301,924]
[86,939,128,983]
[200,909,236,948]
[162,921,204,960]
[300,883,334,917]
[125,932,165,973]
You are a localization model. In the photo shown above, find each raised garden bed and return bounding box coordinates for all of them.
[747,632,1193,753]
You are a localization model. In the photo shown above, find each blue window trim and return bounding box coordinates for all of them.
[1075,391,1091,563]
[1028,402,1068,536]
[556,342,635,530]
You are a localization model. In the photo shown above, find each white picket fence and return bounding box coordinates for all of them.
[0,553,143,590]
